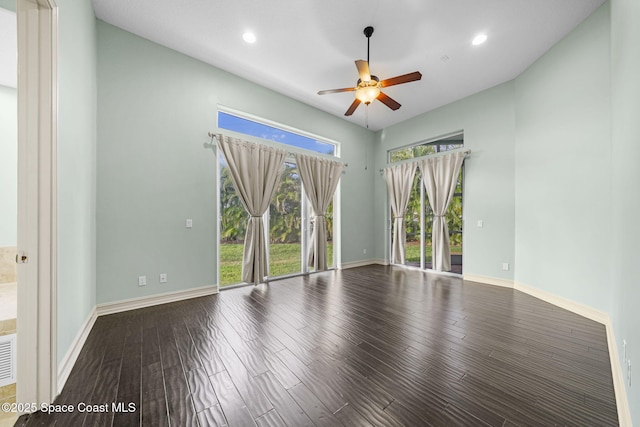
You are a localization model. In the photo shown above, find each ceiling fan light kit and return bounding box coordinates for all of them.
[355,80,381,104]
[318,26,422,117]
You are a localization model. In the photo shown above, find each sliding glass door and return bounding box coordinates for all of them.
[388,133,464,274]
[219,156,337,287]
[268,162,303,277]
[216,109,339,287]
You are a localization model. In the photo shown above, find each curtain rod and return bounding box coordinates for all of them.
[209,131,348,167]
[379,149,471,174]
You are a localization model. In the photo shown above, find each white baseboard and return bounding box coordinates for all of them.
[57,307,97,394]
[464,274,514,288]
[340,258,387,269]
[467,275,630,425]
[96,285,219,316]
[513,281,609,324]
[604,321,632,426]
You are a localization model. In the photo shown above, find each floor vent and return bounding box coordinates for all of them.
[0,333,16,387]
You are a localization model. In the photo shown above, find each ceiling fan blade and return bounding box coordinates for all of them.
[380,71,422,88]
[317,87,356,95]
[377,92,401,110]
[355,60,371,82]
[345,98,361,116]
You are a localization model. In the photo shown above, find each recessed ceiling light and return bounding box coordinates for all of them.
[472,34,488,46]
[242,32,256,44]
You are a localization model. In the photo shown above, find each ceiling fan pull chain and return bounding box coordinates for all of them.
[366,105,369,129]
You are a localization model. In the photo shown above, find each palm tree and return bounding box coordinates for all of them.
[219,166,248,242]
[270,163,302,243]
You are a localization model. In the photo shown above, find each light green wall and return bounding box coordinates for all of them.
[56,0,97,362]
[611,0,640,422]
[373,82,516,280]
[96,21,375,304]
[513,4,612,312]
[0,85,16,247]
[0,0,14,12]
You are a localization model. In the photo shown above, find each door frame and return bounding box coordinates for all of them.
[16,0,58,406]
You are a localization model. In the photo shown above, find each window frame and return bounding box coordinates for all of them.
[386,131,464,274]
[218,106,340,158]
[215,107,342,288]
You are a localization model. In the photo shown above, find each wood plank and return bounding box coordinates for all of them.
[20,265,618,426]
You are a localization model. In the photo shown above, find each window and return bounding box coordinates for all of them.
[389,134,463,163]
[218,111,336,155]
[388,133,464,273]
[217,110,339,287]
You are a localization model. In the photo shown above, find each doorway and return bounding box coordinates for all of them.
[389,133,464,274]
[0,4,18,424]
[216,109,339,287]
[15,0,58,409]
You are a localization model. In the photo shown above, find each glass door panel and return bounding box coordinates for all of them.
[269,162,302,277]
[404,173,422,266]
[325,200,334,268]
[219,161,249,287]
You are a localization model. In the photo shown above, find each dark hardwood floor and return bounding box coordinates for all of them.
[16,265,618,426]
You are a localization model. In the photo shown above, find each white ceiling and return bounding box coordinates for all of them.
[94,0,605,131]
[0,8,16,89]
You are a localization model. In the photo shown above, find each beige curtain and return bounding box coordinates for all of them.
[419,151,465,272]
[216,134,286,285]
[384,163,417,265]
[294,153,345,271]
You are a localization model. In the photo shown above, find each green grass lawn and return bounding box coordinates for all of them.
[220,242,333,287]
[220,241,456,286]
[405,241,461,263]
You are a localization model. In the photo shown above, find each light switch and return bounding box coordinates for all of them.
[186,219,193,228]
[477,220,483,228]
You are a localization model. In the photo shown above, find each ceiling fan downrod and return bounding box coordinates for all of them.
[364,26,374,64]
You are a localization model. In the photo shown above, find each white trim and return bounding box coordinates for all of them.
[96,285,219,316]
[464,274,514,288]
[340,258,387,269]
[56,308,97,394]
[513,281,609,324]
[466,275,631,425]
[16,0,58,407]
[604,321,632,427]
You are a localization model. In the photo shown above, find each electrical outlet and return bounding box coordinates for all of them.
[186,219,193,228]
[159,273,167,283]
[477,220,483,228]
[363,249,367,255]
[502,263,509,271]
[138,275,147,286]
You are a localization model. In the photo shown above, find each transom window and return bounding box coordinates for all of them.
[389,133,463,163]
[218,111,336,156]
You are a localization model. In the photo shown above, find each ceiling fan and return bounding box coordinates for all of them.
[318,26,422,116]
